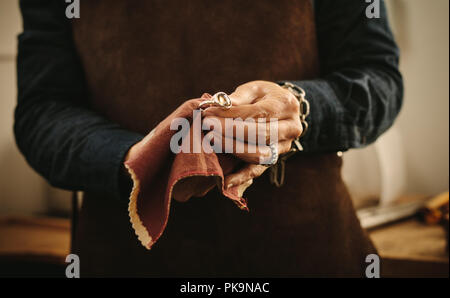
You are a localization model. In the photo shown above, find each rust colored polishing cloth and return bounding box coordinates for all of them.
[124,94,248,249]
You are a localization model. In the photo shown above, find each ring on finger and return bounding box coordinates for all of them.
[260,143,279,166]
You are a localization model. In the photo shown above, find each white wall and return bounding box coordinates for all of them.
[344,0,449,206]
[392,0,449,195]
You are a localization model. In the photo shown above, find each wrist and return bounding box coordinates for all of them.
[278,81,310,151]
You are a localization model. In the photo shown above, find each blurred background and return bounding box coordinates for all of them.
[0,0,448,277]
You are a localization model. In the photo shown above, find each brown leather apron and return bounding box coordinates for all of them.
[71,0,376,277]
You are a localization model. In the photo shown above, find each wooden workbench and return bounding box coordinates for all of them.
[0,216,70,277]
[369,219,448,277]
[0,216,448,277]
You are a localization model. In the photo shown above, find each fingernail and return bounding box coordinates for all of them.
[226,183,234,189]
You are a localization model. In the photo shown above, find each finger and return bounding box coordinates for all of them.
[236,179,253,197]
[209,131,269,164]
[208,130,293,164]
[228,80,280,105]
[231,80,285,105]
[228,86,259,106]
[225,164,268,189]
[257,140,292,164]
[203,117,302,144]
[202,99,293,120]
[278,140,293,155]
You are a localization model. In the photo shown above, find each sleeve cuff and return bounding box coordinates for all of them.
[280,80,348,153]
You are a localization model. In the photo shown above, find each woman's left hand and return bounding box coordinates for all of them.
[202,80,303,191]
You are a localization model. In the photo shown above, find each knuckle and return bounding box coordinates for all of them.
[293,120,302,138]
[294,126,302,138]
[291,100,300,112]
[284,91,299,107]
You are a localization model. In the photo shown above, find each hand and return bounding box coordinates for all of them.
[202,80,302,190]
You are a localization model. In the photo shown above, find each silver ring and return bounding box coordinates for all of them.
[198,92,232,110]
[261,143,279,166]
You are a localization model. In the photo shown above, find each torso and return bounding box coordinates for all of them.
[71,0,375,277]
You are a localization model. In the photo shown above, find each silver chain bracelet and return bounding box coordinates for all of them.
[270,82,310,187]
